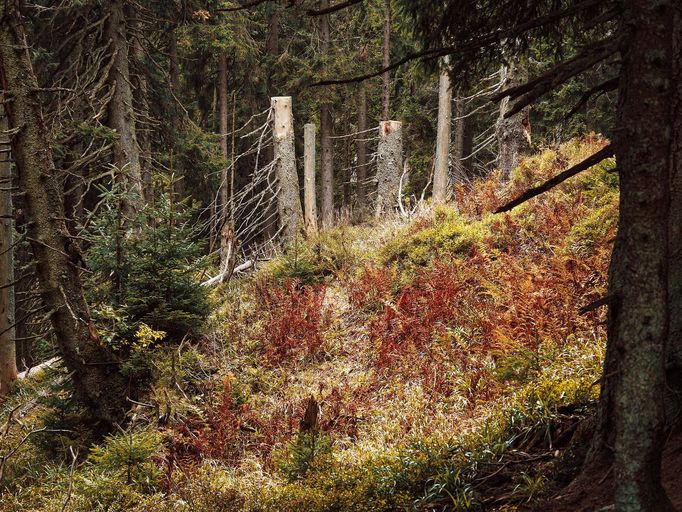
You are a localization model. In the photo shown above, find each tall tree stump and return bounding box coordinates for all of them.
[303,123,318,235]
[375,120,403,217]
[271,97,303,243]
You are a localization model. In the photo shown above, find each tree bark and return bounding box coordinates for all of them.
[665,3,682,380]
[0,103,17,396]
[271,97,303,243]
[263,6,280,240]
[584,0,678,508]
[451,97,466,186]
[304,123,319,235]
[496,60,530,181]
[432,58,452,204]
[0,2,127,425]
[375,120,402,217]
[381,0,391,120]
[168,24,186,200]
[106,0,143,215]
[127,9,154,204]
[218,53,229,230]
[320,0,334,228]
[356,83,368,209]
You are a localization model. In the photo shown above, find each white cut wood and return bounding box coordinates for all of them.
[201,260,255,287]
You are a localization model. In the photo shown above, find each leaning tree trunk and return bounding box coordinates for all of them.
[432,57,452,205]
[0,3,127,425]
[0,103,17,396]
[584,1,677,509]
[106,0,143,215]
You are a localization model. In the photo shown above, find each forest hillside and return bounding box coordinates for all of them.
[2,1,682,510]
[2,136,653,511]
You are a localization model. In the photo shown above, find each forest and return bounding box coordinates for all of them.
[0,0,680,510]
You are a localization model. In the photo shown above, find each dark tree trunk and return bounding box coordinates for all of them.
[129,12,153,204]
[584,1,678,509]
[356,83,368,209]
[218,53,229,228]
[0,2,127,425]
[496,60,530,180]
[0,103,17,396]
[263,6,280,239]
[168,24,185,200]
[106,0,143,214]
[381,0,391,121]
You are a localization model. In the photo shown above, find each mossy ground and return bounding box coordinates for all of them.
[0,136,616,511]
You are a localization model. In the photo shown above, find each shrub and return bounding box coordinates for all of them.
[84,182,211,344]
[347,264,398,312]
[88,428,164,490]
[254,279,331,363]
[381,206,486,268]
[275,431,333,482]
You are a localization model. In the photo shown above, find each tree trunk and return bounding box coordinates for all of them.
[584,0,678,508]
[665,4,682,380]
[218,53,229,231]
[451,97,466,187]
[127,12,154,204]
[106,0,143,214]
[0,3,127,425]
[168,25,185,200]
[495,60,530,181]
[320,0,334,229]
[271,97,303,243]
[263,7,280,240]
[432,58,452,204]
[381,0,391,121]
[356,83,368,209]
[0,103,17,396]
[304,123,318,235]
[376,121,402,217]
[169,26,180,94]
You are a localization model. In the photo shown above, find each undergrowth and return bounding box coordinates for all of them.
[0,136,616,512]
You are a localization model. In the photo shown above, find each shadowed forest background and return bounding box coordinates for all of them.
[0,0,680,510]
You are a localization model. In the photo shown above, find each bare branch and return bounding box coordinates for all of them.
[492,36,622,118]
[306,0,363,16]
[495,144,615,213]
[565,76,619,119]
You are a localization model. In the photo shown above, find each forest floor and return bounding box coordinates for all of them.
[0,135,652,511]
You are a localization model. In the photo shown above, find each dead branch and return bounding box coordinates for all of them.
[495,144,615,213]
